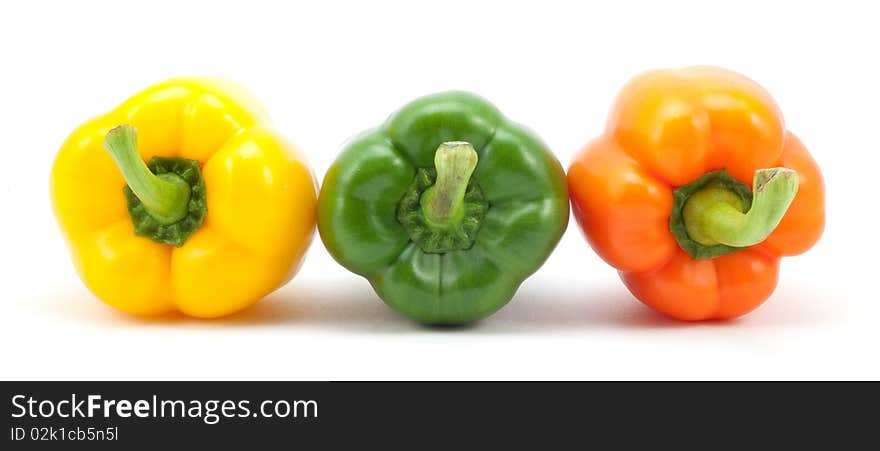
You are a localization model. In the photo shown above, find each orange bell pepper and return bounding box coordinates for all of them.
[568,67,825,321]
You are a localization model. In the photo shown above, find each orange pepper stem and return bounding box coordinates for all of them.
[683,168,799,248]
[103,125,191,225]
[419,141,479,230]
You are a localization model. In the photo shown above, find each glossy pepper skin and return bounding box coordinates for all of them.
[569,67,824,321]
[51,78,316,318]
[319,92,569,325]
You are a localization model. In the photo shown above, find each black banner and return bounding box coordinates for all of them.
[3,381,877,448]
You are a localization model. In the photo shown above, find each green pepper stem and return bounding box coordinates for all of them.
[683,168,799,248]
[420,141,479,229]
[103,125,191,225]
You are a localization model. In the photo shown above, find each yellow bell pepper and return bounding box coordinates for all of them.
[51,78,316,318]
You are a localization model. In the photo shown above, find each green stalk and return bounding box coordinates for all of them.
[103,125,191,225]
[420,142,479,229]
[683,168,799,247]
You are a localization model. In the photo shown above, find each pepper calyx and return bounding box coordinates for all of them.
[123,157,207,246]
[397,167,488,254]
[669,169,753,259]
[104,125,207,247]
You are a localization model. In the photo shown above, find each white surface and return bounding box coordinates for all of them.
[1,0,877,380]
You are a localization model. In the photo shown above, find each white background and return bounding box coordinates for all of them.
[1,0,877,380]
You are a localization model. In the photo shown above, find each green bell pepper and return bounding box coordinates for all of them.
[318,92,569,324]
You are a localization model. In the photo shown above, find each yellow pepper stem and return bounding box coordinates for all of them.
[103,125,191,225]
[683,168,799,247]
